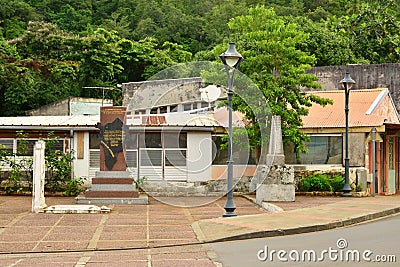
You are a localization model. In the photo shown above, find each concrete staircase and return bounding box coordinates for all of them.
[75,171,148,205]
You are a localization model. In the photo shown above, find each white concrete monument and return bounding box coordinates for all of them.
[32,140,47,213]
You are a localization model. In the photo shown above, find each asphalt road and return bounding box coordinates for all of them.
[211,214,400,267]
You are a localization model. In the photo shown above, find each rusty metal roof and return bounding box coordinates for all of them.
[126,113,223,127]
[302,88,400,128]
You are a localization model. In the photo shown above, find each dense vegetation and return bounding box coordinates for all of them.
[1,0,399,152]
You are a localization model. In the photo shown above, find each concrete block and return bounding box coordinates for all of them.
[43,205,110,214]
[75,194,148,205]
[261,202,284,213]
[256,184,295,203]
[95,171,131,178]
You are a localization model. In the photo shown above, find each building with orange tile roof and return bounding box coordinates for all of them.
[284,88,400,195]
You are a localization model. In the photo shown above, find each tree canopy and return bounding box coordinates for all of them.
[213,6,333,153]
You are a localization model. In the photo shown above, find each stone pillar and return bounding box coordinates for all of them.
[256,115,295,202]
[32,140,46,213]
[266,115,285,166]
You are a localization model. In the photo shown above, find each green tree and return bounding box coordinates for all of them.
[66,28,123,91]
[10,21,75,60]
[0,59,79,116]
[1,23,80,116]
[202,0,248,49]
[100,8,134,39]
[215,6,332,154]
[0,0,39,39]
[266,0,305,17]
[339,0,400,63]
[118,37,192,82]
[292,17,361,66]
[29,0,93,34]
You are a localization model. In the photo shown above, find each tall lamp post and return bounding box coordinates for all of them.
[340,72,356,197]
[220,42,243,217]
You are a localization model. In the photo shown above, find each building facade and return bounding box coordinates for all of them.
[284,88,400,195]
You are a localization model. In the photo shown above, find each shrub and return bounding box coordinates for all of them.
[299,174,333,192]
[62,177,86,196]
[330,175,345,192]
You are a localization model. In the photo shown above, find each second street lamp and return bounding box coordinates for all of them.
[220,42,243,217]
[340,72,356,197]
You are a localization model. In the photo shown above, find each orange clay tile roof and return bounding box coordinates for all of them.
[301,88,400,128]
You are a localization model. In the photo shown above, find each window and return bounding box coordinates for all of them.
[89,133,101,149]
[165,150,186,166]
[126,150,138,168]
[201,102,209,108]
[47,140,64,153]
[124,133,138,149]
[125,133,138,168]
[135,132,187,169]
[15,139,64,156]
[159,106,167,114]
[89,133,101,170]
[183,103,192,111]
[164,132,187,148]
[89,150,100,168]
[17,140,37,156]
[0,139,13,154]
[164,132,187,167]
[290,135,343,164]
[141,150,162,166]
[141,132,162,148]
[212,135,256,165]
[169,105,178,112]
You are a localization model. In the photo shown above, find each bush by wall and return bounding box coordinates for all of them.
[298,174,345,192]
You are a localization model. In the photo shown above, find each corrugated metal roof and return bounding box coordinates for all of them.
[126,113,221,127]
[302,88,400,128]
[0,115,100,128]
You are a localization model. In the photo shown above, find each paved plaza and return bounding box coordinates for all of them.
[0,195,264,266]
[0,194,399,266]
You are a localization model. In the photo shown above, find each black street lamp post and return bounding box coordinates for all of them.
[220,42,243,217]
[340,72,356,197]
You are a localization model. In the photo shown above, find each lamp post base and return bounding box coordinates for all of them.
[223,195,237,217]
[341,183,352,197]
[223,210,237,217]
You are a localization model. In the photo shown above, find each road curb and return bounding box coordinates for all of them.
[203,206,400,243]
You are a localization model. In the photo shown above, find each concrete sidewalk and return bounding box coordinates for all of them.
[192,195,400,243]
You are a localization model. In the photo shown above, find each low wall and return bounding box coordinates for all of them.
[212,165,257,179]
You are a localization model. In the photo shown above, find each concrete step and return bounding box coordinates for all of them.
[89,184,136,192]
[75,194,148,205]
[84,190,139,198]
[95,171,132,178]
[92,178,133,184]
